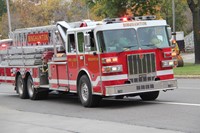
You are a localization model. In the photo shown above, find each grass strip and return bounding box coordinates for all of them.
[174,63,200,75]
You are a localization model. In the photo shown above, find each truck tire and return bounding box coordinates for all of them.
[16,75,29,99]
[140,91,159,101]
[27,75,48,100]
[78,75,101,107]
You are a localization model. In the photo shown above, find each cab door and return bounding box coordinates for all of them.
[77,31,101,94]
[67,33,78,91]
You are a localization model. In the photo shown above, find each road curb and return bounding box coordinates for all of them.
[175,75,200,79]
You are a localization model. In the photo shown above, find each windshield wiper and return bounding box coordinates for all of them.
[141,44,162,50]
[117,45,137,55]
[142,44,155,47]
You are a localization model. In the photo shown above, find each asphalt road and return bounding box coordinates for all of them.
[0,79,199,133]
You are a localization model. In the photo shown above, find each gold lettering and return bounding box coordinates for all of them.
[123,22,147,27]
[88,58,98,61]
[27,33,49,44]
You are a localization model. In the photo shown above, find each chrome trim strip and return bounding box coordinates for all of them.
[105,79,177,96]
[48,62,67,65]
[0,76,15,80]
[156,69,173,76]
[49,79,76,85]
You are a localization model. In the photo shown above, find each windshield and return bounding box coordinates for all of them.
[137,26,170,49]
[97,29,138,53]
[96,26,170,53]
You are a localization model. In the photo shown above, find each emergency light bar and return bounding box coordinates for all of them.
[133,15,156,20]
[103,15,156,24]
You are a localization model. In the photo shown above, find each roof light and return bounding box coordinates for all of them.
[122,17,128,22]
[133,15,156,20]
[80,22,87,27]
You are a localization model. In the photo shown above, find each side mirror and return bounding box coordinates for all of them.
[167,26,172,40]
[84,33,91,52]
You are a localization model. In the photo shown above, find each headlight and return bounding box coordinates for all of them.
[102,65,123,73]
[162,60,174,68]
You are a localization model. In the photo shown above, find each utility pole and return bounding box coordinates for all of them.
[87,4,90,19]
[6,0,12,37]
[172,0,176,40]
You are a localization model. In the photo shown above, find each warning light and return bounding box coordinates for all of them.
[122,17,128,22]
[80,22,87,27]
[37,41,41,45]
[1,44,7,48]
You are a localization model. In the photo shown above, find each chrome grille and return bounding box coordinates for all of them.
[127,53,156,83]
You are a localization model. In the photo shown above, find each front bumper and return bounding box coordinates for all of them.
[105,79,177,96]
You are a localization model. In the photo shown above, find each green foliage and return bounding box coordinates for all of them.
[87,0,190,34]
[160,0,188,33]
[130,0,160,16]
[0,0,7,17]
[174,63,200,75]
[87,0,160,18]
[0,0,88,39]
[87,0,128,18]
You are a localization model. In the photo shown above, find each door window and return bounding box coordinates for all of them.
[68,34,76,53]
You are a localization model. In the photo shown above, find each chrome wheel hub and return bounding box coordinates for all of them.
[18,79,23,95]
[27,79,34,98]
[81,83,89,102]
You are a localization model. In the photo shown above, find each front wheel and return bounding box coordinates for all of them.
[140,91,159,101]
[78,75,101,107]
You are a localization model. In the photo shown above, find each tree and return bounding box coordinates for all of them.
[131,0,160,16]
[65,0,88,22]
[87,0,129,18]
[0,0,88,39]
[160,0,188,33]
[87,0,160,19]
[187,0,200,64]
[0,0,7,17]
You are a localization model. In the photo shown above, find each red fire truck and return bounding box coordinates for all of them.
[0,16,177,107]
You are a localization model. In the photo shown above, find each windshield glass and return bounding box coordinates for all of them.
[97,29,138,53]
[137,26,170,49]
[96,26,170,53]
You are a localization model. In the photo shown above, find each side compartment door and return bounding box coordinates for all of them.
[49,62,69,90]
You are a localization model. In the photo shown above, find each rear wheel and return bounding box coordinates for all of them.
[140,91,159,101]
[16,75,29,99]
[27,75,48,100]
[78,75,101,107]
